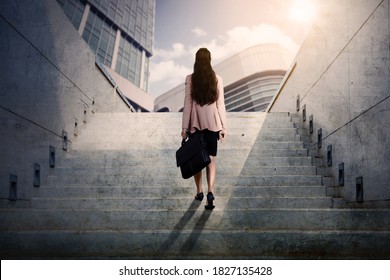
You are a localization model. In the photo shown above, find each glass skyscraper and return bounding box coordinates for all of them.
[56,0,155,93]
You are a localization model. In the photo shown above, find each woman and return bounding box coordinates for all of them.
[181,48,227,210]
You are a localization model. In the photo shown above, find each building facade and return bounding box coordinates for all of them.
[154,44,293,112]
[57,0,155,111]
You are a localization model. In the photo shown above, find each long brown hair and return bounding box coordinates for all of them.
[191,48,218,106]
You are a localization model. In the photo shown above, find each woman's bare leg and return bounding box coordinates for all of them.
[205,156,216,209]
[206,156,216,194]
[194,171,203,194]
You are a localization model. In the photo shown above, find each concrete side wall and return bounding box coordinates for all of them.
[0,0,129,200]
[269,0,390,202]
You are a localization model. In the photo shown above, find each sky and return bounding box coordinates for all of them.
[149,0,319,98]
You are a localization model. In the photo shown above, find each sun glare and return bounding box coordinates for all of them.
[289,0,317,23]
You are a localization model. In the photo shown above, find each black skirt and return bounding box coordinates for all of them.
[200,129,219,156]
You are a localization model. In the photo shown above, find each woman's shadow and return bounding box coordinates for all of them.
[155,200,212,257]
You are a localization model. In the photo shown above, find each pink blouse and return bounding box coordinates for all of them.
[182,74,227,134]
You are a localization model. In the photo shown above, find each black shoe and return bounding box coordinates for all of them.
[195,192,204,201]
[205,192,215,210]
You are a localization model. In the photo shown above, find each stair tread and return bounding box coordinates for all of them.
[2,208,388,212]
[2,229,390,233]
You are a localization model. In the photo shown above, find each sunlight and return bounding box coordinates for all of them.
[289,0,317,23]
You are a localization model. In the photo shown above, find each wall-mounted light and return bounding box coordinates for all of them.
[327,145,332,167]
[318,128,322,149]
[356,176,363,203]
[34,163,40,187]
[74,118,78,136]
[62,130,68,151]
[9,174,17,201]
[83,106,88,123]
[338,163,344,186]
[49,146,55,168]
[309,115,313,134]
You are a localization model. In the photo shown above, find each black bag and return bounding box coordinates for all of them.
[176,131,211,179]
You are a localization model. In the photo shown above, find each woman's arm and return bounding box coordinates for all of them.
[216,76,227,138]
[181,75,192,138]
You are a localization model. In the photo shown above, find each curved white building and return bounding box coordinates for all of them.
[154,43,293,112]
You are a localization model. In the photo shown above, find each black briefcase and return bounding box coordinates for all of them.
[176,131,211,179]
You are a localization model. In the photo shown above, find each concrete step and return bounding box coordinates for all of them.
[56,155,248,170]
[332,198,390,209]
[253,141,303,149]
[57,150,246,164]
[89,112,267,120]
[257,135,300,141]
[60,147,307,161]
[55,153,310,175]
[49,165,246,177]
[46,174,323,187]
[262,112,290,119]
[32,185,327,199]
[28,196,333,210]
[75,128,261,139]
[49,165,316,178]
[244,157,313,166]
[248,148,308,157]
[1,229,389,259]
[58,147,249,160]
[236,175,322,186]
[242,166,316,176]
[259,128,297,136]
[82,115,264,129]
[71,134,264,150]
[1,208,388,232]
[263,121,294,128]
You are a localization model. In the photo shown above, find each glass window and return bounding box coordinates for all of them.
[90,34,99,53]
[143,58,149,91]
[57,0,65,7]
[63,1,76,20]
[57,0,85,30]
[93,16,103,33]
[100,0,109,13]
[82,22,91,41]
[108,5,115,19]
[80,9,117,68]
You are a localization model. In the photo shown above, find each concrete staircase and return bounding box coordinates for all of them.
[0,112,389,259]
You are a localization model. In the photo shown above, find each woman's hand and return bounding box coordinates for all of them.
[219,130,226,142]
[181,129,188,139]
